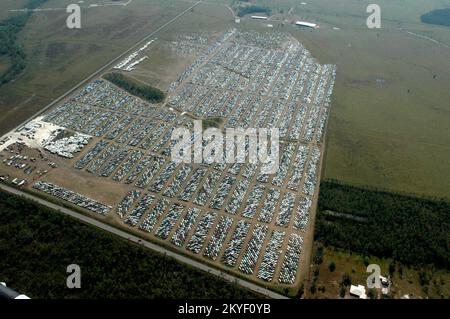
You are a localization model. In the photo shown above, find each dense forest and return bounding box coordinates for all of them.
[237,5,271,17]
[0,190,259,299]
[315,180,450,269]
[421,8,450,27]
[103,73,165,104]
[0,0,48,85]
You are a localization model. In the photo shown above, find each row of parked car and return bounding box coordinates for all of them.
[221,220,251,267]
[193,170,221,205]
[86,143,119,174]
[239,224,268,275]
[124,194,155,227]
[117,190,141,218]
[287,145,309,191]
[258,230,285,282]
[178,167,208,202]
[139,198,169,233]
[33,181,111,215]
[279,234,304,284]
[203,215,234,260]
[113,185,309,284]
[225,179,250,215]
[276,192,296,228]
[294,197,312,231]
[186,211,217,254]
[171,207,201,247]
[155,203,185,240]
[112,150,144,182]
[164,164,193,198]
[303,146,321,197]
[242,185,266,219]
[168,28,236,93]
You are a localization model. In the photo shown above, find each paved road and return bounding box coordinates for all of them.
[0,183,288,299]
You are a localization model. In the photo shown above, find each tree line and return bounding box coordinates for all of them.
[0,0,48,86]
[0,190,259,299]
[103,73,165,104]
[315,180,450,269]
[237,5,271,17]
[421,8,450,27]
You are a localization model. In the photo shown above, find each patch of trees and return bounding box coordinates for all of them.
[103,72,165,103]
[0,190,259,299]
[315,180,450,269]
[237,5,271,17]
[421,8,450,27]
[0,0,48,85]
[202,117,223,129]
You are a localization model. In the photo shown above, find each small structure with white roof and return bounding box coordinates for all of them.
[295,21,319,29]
[350,284,367,299]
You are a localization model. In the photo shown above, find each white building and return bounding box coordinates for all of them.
[295,21,318,29]
[251,15,268,20]
[350,285,367,299]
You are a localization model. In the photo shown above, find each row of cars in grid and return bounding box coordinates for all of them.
[25,30,336,287]
[114,190,304,285]
[167,31,336,143]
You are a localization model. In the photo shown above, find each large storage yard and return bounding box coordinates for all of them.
[0,30,336,292]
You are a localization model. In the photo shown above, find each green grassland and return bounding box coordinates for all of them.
[0,1,27,20]
[248,0,450,199]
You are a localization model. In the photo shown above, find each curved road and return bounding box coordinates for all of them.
[0,183,288,299]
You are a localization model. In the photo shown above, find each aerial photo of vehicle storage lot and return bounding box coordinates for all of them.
[1,0,449,300]
[0,25,336,292]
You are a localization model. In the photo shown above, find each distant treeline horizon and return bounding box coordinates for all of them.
[421,8,450,27]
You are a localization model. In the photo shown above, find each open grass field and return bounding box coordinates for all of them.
[264,0,450,199]
[227,0,450,199]
[0,0,27,19]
